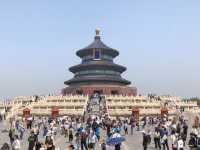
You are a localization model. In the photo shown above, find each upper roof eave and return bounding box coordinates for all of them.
[76,38,119,57]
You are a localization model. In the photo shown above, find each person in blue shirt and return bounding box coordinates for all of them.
[161,127,169,150]
[95,127,100,141]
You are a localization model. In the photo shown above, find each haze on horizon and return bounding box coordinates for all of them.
[0,0,200,100]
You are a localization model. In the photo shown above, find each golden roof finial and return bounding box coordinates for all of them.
[95,28,100,36]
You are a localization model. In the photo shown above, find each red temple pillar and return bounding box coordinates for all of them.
[51,106,59,119]
[161,107,168,117]
[23,108,31,120]
[132,106,140,121]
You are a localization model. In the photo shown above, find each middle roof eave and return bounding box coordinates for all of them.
[69,62,127,73]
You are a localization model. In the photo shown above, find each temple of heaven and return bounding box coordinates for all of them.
[62,29,137,96]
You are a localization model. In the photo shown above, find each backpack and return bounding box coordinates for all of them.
[154,132,160,138]
[189,137,196,147]
[162,134,167,140]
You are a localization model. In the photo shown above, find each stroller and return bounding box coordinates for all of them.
[0,143,10,150]
[188,133,197,150]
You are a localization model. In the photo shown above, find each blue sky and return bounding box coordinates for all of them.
[0,0,200,99]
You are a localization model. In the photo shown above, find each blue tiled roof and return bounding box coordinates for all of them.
[82,37,114,50]
[76,36,119,58]
[65,75,131,85]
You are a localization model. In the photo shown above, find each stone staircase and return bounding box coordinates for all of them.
[85,94,107,119]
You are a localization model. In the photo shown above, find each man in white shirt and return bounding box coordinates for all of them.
[88,131,98,150]
[12,135,20,150]
[177,137,184,150]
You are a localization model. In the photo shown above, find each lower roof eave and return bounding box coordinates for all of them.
[64,78,131,86]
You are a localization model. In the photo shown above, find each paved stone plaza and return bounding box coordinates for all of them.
[0,112,196,150]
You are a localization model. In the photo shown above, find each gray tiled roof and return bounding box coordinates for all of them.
[69,61,126,73]
[82,38,114,50]
[65,75,131,85]
[76,36,119,57]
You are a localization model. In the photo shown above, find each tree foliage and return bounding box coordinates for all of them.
[186,97,200,106]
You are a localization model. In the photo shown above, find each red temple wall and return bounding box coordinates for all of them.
[62,85,137,96]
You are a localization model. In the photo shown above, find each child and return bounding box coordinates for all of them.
[101,139,106,150]
[69,127,73,143]
[124,121,128,135]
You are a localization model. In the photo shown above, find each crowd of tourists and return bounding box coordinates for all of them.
[1,94,200,150]
[1,113,132,150]
[1,113,200,150]
[0,94,129,150]
[141,114,200,150]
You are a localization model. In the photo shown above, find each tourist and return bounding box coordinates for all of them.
[0,113,2,122]
[66,144,75,150]
[95,125,100,141]
[43,126,48,137]
[171,132,178,150]
[75,132,81,150]
[45,136,54,150]
[28,131,36,150]
[92,119,99,132]
[88,131,98,150]
[161,128,169,150]
[12,135,20,150]
[68,126,74,143]
[64,122,69,139]
[35,141,42,150]
[146,130,152,145]
[123,120,128,135]
[181,132,187,147]
[130,118,135,135]
[136,121,140,131]
[80,130,88,150]
[8,128,14,145]
[18,122,25,140]
[100,139,106,150]
[182,121,188,146]
[34,125,40,142]
[27,117,33,129]
[153,127,161,149]
[106,124,111,138]
[176,123,181,135]
[37,117,43,129]
[142,131,148,150]
[141,117,146,129]
[15,120,19,131]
